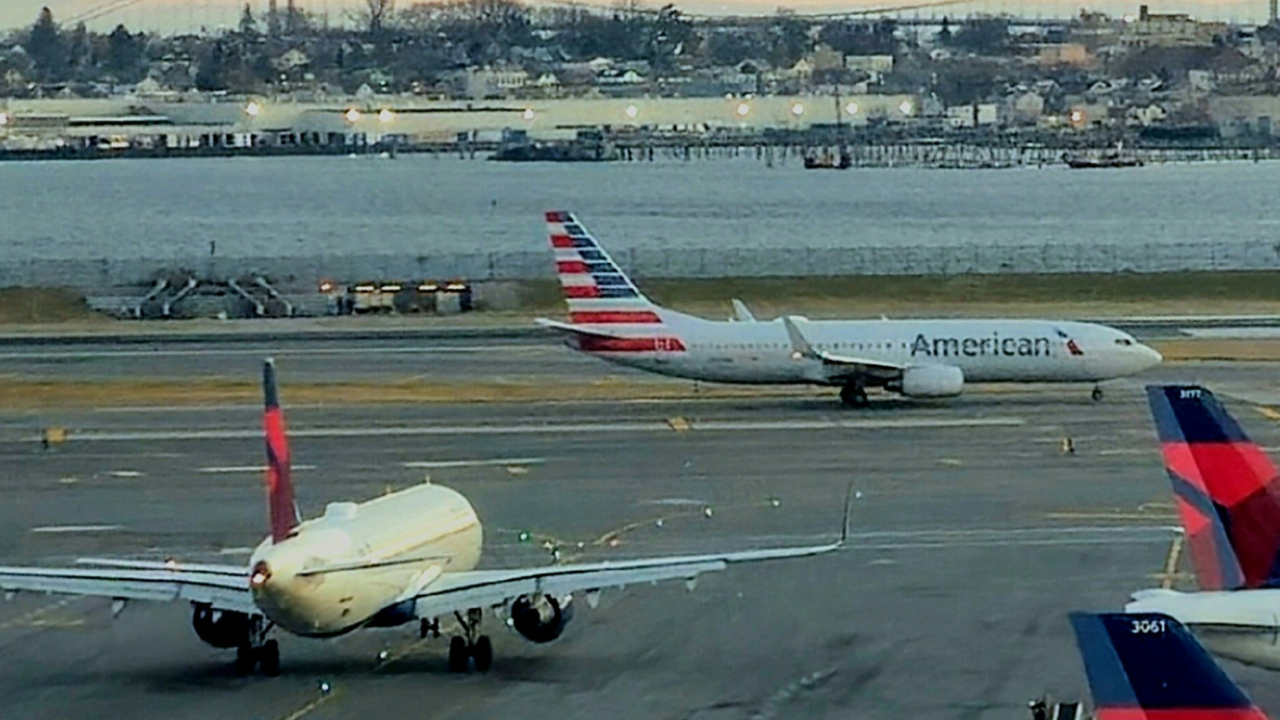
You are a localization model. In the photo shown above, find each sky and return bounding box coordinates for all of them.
[0,0,1272,34]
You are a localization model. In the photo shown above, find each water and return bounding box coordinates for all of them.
[0,155,1277,261]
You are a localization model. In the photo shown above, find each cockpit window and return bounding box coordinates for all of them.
[1115,338,1133,346]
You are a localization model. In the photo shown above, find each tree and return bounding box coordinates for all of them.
[239,4,259,36]
[357,0,396,35]
[768,12,811,69]
[943,17,1010,55]
[25,7,66,82]
[106,24,143,82]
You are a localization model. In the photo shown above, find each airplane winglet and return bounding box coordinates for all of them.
[782,315,818,360]
[730,299,757,323]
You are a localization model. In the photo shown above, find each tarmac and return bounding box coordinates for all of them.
[2,341,1280,719]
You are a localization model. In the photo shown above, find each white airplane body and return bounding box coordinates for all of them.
[1124,385,1280,670]
[0,361,845,676]
[537,211,1162,405]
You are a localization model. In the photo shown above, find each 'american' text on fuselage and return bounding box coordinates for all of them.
[910,334,1055,358]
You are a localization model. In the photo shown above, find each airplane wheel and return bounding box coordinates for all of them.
[448,636,469,673]
[234,643,257,677]
[472,635,493,673]
[1091,386,1104,402]
[259,639,281,677]
[840,384,869,408]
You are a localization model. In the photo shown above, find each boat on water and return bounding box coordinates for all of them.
[804,149,852,169]
[1062,145,1144,169]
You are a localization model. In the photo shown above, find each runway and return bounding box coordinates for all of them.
[0,315,1277,383]
[3,370,1280,720]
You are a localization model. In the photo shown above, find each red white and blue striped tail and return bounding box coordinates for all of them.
[1071,612,1269,720]
[262,359,300,543]
[545,210,664,327]
[1146,385,1280,591]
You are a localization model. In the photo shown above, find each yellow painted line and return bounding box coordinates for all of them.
[276,688,341,720]
[1159,533,1186,590]
[1256,406,1280,423]
[0,598,77,632]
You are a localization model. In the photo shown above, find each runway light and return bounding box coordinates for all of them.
[1070,109,1085,124]
[844,102,859,116]
[319,280,334,293]
[377,649,389,662]
[244,101,261,117]
[655,518,664,528]
[703,506,714,519]
[517,530,531,543]
[899,100,914,116]
[625,104,639,119]
[164,558,179,570]
[522,108,535,121]
[378,108,394,123]
[318,680,332,695]
[344,108,361,123]
[791,103,804,116]
[736,102,750,117]
[769,497,781,508]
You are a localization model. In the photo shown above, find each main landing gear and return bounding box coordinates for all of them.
[1091,385,1104,402]
[446,608,493,673]
[840,382,869,408]
[234,617,280,677]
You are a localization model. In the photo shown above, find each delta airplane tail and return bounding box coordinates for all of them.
[1070,612,1268,720]
[541,210,687,354]
[1146,385,1280,591]
[263,359,300,542]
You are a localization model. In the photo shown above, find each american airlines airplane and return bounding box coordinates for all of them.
[1125,385,1280,670]
[537,211,1163,406]
[0,361,847,677]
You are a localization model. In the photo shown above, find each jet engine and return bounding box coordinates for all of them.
[510,594,574,644]
[897,365,964,398]
[191,604,253,648]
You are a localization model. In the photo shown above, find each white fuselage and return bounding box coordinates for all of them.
[248,484,482,637]
[1127,588,1280,670]
[576,312,1161,387]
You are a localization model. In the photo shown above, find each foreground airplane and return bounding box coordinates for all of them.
[0,361,846,676]
[1070,612,1269,720]
[1127,385,1280,669]
[537,211,1162,406]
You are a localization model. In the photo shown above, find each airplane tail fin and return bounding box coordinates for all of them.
[1070,612,1268,720]
[545,210,664,327]
[262,359,300,543]
[1146,385,1280,590]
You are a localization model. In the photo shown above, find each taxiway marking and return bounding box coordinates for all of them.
[55,416,1026,443]
[401,457,545,469]
[29,525,125,534]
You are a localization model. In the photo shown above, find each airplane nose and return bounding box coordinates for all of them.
[1140,344,1163,369]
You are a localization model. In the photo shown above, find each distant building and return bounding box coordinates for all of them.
[1121,4,1230,48]
[446,67,530,99]
[843,55,894,74]
[1031,43,1094,69]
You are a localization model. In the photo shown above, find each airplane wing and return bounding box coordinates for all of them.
[408,486,853,619]
[411,539,840,619]
[782,316,901,377]
[0,563,256,615]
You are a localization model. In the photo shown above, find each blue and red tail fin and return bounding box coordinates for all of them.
[1070,612,1268,720]
[262,359,299,543]
[545,210,663,327]
[1146,385,1280,591]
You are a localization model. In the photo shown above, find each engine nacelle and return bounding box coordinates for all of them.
[510,594,574,644]
[898,365,964,398]
[191,604,252,648]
